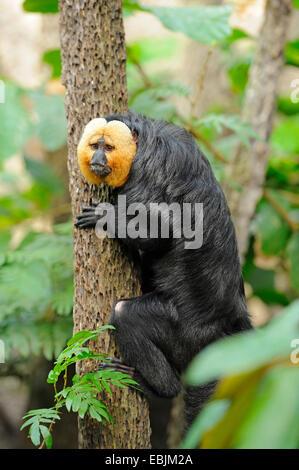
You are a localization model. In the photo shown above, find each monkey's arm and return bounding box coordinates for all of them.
[75,200,171,252]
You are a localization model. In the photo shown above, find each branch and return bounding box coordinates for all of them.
[190,128,228,164]
[263,189,299,233]
[190,46,214,116]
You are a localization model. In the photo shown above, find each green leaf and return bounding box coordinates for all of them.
[294,0,299,7]
[42,49,62,78]
[27,90,67,151]
[23,0,58,13]
[228,61,250,94]
[185,301,299,386]
[285,39,299,67]
[243,260,276,294]
[254,200,291,255]
[21,416,53,431]
[267,153,299,186]
[147,6,232,44]
[65,394,73,412]
[89,406,103,423]
[40,425,53,449]
[0,195,31,228]
[47,369,60,384]
[0,230,11,253]
[130,82,190,120]
[24,155,63,194]
[278,96,299,116]
[234,367,299,449]
[181,400,230,449]
[198,114,262,147]
[66,330,95,346]
[93,406,111,422]
[0,82,33,162]
[286,233,299,293]
[101,380,112,395]
[21,416,38,430]
[23,408,60,418]
[132,97,177,121]
[78,400,89,419]
[66,325,114,346]
[127,37,180,64]
[30,422,41,447]
[0,259,51,316]
[224,28,248,45]
[71,394,82,412]
[271,116,299,154]
[253,288,289,307]
[123,0,147,15]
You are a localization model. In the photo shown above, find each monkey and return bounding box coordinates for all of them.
[75,112,252,428]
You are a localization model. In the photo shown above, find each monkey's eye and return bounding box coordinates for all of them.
[104,144,114,151]
[90,143,99,150]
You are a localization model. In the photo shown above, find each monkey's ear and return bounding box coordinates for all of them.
[132,130,138,143]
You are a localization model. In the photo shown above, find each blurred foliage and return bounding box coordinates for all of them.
[197,113,262,148]
[285,38,299,67]
[183,301,299,449]
[28,90,67,151]
[143,6,232,44]
[0,221,73,361]
[278,96,299,115]
[0,82,34,162]
[227,58,250,94]
[23,0,58,13]
[0,82,67,229]
[42,50,62,80]
[0,77,70,369]
[1,0,298,448]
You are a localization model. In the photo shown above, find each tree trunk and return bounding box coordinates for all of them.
[223,0,293,262]
[59,0,151,449]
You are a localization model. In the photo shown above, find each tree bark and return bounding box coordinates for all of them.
[59,0,151,449]
[223,0,293,262]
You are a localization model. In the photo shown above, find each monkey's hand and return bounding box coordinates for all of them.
[75,199,99,229]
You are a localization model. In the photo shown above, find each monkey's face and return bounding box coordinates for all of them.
[77,118,137,187]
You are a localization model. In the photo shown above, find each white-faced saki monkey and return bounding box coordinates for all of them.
[75,112,252,427]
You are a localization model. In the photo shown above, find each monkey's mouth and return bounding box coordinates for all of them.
[90,164,112,177]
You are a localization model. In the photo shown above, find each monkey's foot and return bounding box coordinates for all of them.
[98,357,135,377]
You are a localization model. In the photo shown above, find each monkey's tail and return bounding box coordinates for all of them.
[184,381,217,430]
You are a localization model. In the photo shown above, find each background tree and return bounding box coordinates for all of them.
[59,0,151,449]
[224,0,294,261]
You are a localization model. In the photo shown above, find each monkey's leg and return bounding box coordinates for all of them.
[102,293,182,399]
[98,357,151,394]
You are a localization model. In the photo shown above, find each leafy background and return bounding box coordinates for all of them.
[0,0,298,449]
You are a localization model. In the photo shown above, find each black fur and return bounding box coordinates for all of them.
[76,112,252,428]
